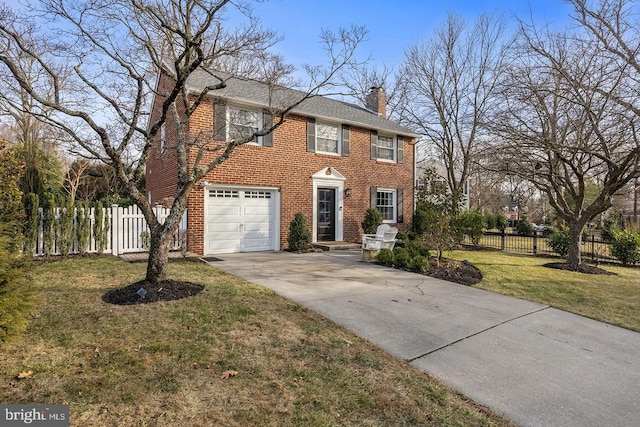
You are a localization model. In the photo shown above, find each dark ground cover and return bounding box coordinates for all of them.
[102,279,205,305]
[427,257,484,286]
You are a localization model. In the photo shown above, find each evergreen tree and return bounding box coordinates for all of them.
[23,193,39,256]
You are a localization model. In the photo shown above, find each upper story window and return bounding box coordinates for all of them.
[228,106,262,144]
[306,118,350,156]
[316,122,340,154]
[215,102,273,147]
[377,134,395,161]
[370,131,404,163]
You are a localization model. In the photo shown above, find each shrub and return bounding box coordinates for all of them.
[376,248,394,266]
[0,226,35,347]
[540,225,554,238]
[547,227,571,257]
[601,214,622,243]
[413,205,430,235]
[393,247,411,269]
[410,255,430,273]
[361,208,382,234]
[93,201,110,254]
[495,212,509,231]
[406,241,430,258]
[58,195,74,256]
[610,230,640,266]
[76,201,91,255]
[515,219,534,236]
[485,213,497,230]
[41,193,56,256]
[455,209,485,245]
[23,193,39,256]
[396,231,408,242]
[287,213,311,251]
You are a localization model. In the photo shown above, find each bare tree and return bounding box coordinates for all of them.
[0,0,365,284]
[487,6,640,269]
[399,13,509,210]
[339,63,407,119]
[0,28,67,197]
[63,158,90,203]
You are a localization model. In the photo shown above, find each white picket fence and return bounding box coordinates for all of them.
[33,204,187,256]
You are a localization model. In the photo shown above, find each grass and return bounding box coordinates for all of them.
[447,250,640,332]
[467,233,614,259]
[0,256,513,427]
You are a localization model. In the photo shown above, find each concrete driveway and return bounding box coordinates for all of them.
[210,250,640,427]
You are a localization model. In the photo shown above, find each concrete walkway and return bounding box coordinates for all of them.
[209,250,640,427]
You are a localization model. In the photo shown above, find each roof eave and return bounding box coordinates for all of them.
[186,85,420,139]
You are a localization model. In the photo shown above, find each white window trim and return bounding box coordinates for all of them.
[227,105,263,145]
[377,188,397,223]
[311,167,345,243]
[376,134,396,162]
[315,121,341,156]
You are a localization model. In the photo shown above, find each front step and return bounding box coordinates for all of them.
[312,242,361,251]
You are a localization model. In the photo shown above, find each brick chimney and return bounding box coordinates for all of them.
[365,86,386,118]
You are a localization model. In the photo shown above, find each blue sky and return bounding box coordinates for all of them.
[245,0,575,69]
[2,0,575,69]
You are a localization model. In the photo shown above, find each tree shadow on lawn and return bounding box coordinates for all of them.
[543,262,616,275]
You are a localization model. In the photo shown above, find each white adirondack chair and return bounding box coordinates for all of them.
[362,224,398,251]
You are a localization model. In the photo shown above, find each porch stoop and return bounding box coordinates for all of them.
[312,242,361,251]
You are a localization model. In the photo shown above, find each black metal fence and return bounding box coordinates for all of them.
[462,231,615,262]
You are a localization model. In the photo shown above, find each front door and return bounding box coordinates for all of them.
[317,187,336,241]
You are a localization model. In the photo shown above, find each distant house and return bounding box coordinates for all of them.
[415,160,470,210]
[146,71,419,255]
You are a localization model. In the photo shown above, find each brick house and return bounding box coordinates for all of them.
[146,70,419,255]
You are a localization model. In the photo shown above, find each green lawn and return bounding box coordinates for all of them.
[0,256,513,427]
[448,250,640,332]
[465,233,614,259]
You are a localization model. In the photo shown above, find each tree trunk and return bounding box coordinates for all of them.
[566,222,584,270]
[145,228,173,285]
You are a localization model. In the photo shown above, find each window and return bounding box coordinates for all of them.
[228,106,261,144]
[376,189,396,222]
[371,186,403,223]
[316,122,340,154]
[209,190,239,198]
[377,134,395,161]
[307,119,349,156]
[245,191,271,199]
[371,132,403,163]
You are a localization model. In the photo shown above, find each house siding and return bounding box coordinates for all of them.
[147,72,180,206]
[185,108,414,254]
[147,73,415,255]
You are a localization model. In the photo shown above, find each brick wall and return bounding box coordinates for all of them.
[146,72,180,205]
[149,87,415,255]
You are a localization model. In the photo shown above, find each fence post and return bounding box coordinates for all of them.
[501,229,505,251]
[591,234,595,262]
[533,231,538,255]
[111,204,119,256]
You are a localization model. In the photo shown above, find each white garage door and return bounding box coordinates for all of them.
[205,188,276,254]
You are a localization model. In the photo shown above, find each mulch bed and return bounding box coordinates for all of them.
[103,280,205,305]
[543,262,616,275]
[427,257,483,286]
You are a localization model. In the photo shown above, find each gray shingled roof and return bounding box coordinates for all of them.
[186,69,419,138]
